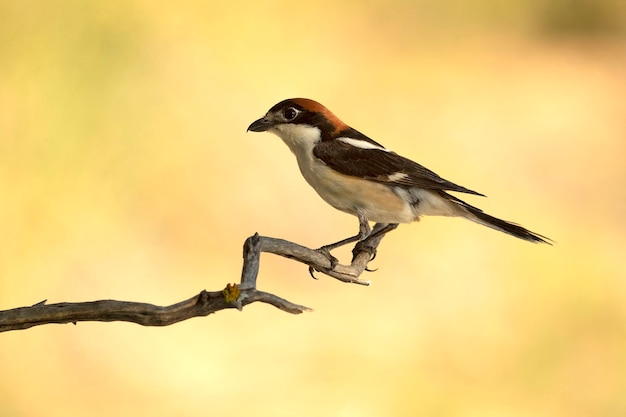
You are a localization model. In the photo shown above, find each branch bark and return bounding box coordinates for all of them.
[0,231,388,333]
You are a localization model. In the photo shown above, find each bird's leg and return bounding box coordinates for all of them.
[319,215,371,252]
[309,214,371,277]
[352,223,399,263]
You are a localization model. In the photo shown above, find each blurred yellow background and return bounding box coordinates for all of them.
[1,1,625,416]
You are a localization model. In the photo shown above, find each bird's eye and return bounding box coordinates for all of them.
[283,107,299,121]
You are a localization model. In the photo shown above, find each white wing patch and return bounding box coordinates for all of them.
[337,137,390,152]
[386,172,409,182]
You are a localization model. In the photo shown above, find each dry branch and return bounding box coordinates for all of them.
[0,231,389,333]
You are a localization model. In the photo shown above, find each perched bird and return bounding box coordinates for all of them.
[247,98,550,260]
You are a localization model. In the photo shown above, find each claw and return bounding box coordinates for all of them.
[352,241,377,263]
[308,246,339,279]
[316,246,339,270]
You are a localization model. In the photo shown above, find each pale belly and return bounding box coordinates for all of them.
[289,140,461,224]
[298,157,416,224]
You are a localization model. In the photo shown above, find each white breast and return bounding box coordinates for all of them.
[271,124,417,224]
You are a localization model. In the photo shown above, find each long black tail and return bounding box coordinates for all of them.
[444,192,552,244]
[464,205,551,243]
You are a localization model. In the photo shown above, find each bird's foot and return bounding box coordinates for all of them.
[351,241,379,272]
[350,223,397,269]
[308,246,340,279]
[317,245,340,269]
[352,240,378,264]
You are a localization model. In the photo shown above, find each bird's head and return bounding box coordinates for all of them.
[247,98,349,147]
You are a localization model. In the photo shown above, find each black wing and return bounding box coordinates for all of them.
[313,139,484,196]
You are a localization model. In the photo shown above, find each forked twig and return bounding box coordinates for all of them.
[0,231,389,333]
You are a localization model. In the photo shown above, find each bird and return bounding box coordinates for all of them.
[247,98,550,264]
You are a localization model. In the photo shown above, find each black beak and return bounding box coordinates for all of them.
[247,117,274,132]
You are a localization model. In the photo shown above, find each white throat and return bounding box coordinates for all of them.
[271,124,322,156]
